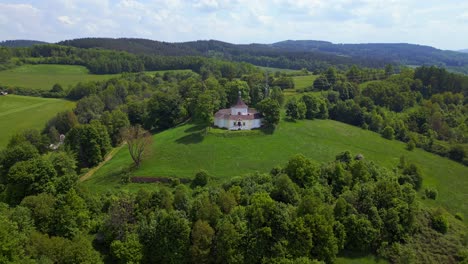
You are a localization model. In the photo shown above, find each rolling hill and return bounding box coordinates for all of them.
[82,119,468,225]
[0,64,122,90]
[0,95,75,148]
[0,39,48,47]
[57,38,468,73]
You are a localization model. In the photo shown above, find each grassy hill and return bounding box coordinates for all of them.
[0,64,121,90]
[0,95,75,148]
[293,75,318,90]
[82,119,468,223]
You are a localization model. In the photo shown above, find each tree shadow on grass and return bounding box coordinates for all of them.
[258,125,276,135]
[176,131,205,144]
[184,124,206,133]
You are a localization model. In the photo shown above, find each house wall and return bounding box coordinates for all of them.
[231,107,248,115]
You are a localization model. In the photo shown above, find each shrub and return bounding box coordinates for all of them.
[455,213,464,221]
[191,170,209,188]
[382,126,395,140]
[406,140,416,151]
[431,214,449,234]
[425,188,438,200]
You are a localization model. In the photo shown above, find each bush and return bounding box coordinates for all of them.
[431,214,449,234]
[406,140,416,151]
[448,145,466,162]
[455,213,464,221]
[191,170,209,188]
[425,188,438,200]
[382,126,395,140]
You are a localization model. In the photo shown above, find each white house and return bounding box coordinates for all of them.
[214,92,263,130]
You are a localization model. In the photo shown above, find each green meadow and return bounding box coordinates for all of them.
[0,64,121,90]
[82,119,468,224]
[293,75,318,90]
[0,95,75,148]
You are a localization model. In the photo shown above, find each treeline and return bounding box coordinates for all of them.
[58,38,391,72]
[1,44,256,75]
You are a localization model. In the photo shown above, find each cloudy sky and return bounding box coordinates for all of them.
[1,0,467,50]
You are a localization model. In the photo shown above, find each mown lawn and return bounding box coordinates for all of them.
[82,119,468,224]
[0,64,122,90]
[0,95,75,148]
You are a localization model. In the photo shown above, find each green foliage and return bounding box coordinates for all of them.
[110,233,143,264]
[257,97,281,127]
[285,98,306,120]
[284,154,318,187]
[381,126,395,140]
[431,213,449,234]
[139,210,191,264]
[424,188,438,200]
[100,109,130,146]
[145,91,186,130]
[74,95,105,124]
[65,122,111,168]
[190,220,215,263]
[192,170,209,188]
[6,156,57,204]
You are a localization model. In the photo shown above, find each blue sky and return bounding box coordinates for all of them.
[1,0,467,50]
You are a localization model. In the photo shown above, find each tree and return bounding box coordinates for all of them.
[50,83,64,93]
[382,126,395,140]
[110,233,143,264]
[284,154,318,187]
[270,87,285,106]
[145,91,186,130]
[100,109,130,146]
[195,92,215,132]
[122,125,152,167]
[6,156,57,204]
[257,98,281,127]
[285,98,306,121]
[65,124,109,168]
[191,170,209,188]
[190,220,215,263]
[139,210,191,263]
[74,95,105,124]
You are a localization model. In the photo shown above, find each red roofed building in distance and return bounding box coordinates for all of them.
[214,91,263,130]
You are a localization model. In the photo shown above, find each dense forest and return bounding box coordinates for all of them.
[0,43,467,263]
[57,38,468,73]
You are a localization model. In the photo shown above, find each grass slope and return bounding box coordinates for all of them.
[0,95,75,147]
[0,64,121,90]
[83,119,468,224]
[293,75,317,90]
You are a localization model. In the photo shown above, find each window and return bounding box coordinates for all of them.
[233,121,236,126]
[243,122,246,126]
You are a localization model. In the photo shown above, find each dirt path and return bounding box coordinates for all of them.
[79,144,124,182]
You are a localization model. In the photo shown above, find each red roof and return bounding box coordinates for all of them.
[214,108,262,120]
[232,96,248,108]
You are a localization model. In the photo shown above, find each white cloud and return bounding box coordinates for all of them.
[0,0,467,49]
[57,15,74,25]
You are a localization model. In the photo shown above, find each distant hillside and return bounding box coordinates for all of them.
[58,38,468,73]
[272,40,468,68]
[459,49,468,53]
[0,39,48,47]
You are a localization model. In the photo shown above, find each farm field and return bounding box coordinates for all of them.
[0,64,195,91]
[293,75,318,90]
[0,95,75,148]
[82,119,468,224]
[0,64,121,90]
